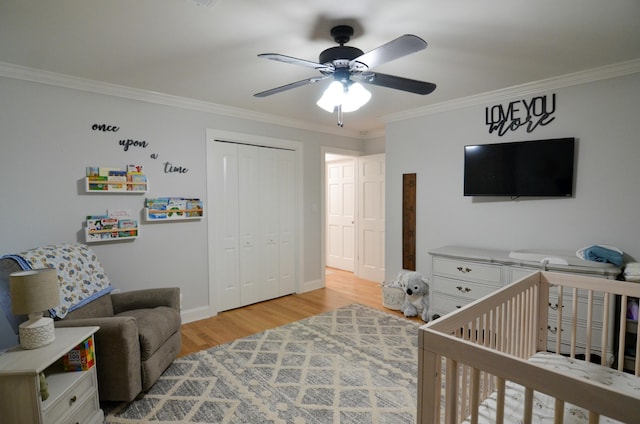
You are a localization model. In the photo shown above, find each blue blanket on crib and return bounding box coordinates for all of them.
[584,245,623,267]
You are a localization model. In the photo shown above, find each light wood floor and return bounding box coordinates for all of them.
[179,268,419,356]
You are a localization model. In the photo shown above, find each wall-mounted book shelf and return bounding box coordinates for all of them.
[84,177,148,193]
[144,197,203,222]
[85,166,147,193]
[85,211,138,243]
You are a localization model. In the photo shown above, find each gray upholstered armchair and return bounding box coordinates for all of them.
[55,287,181,401]
[0,244,181,402]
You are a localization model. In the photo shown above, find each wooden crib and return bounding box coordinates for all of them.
[418,271,640,423]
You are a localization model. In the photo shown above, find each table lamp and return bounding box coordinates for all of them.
[10,268,61,349]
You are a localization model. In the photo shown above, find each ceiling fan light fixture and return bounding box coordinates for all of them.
[341,82,371,112]
[316,81,371,113]
[316,81,345,112]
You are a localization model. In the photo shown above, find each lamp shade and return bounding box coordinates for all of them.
[10,268,61,349]
[10,268,60,314]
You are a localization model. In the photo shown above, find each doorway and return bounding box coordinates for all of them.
[323,150,385,283]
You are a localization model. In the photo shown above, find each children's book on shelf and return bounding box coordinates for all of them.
[145,197,203,220]
[128,173,147,191]
[86,165,146,191]
[186,199,204,217]
[146,198,169,219]
[118,219,138,237]
[86,212,138,241]
[108,170,127,192]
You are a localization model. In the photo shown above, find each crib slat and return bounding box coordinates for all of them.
[617,295,627,371]
[570,288,578,358]
[555,285,563,354]
[600,292,610,366]
[445,358,458,424]
[554,398,564,424]
[585,290,593,361]
[470,368,480,424]
[524,387,533,424]
[496,377,505,424]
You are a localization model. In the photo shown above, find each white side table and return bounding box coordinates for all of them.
[0,326,103,424]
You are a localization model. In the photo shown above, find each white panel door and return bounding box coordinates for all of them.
[209,140,298,313]
[358,154,385,282]
[238,145,262,306]
[260,147,280,301]
[210,142,241,311]
[278,149,296,295]
[326,159,356,271]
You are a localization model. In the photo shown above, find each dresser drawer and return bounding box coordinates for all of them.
[432,293,466,316]
[434,275,500,302]
[43,368,97,424]
[433,257,502,284]
[545,316,607,356]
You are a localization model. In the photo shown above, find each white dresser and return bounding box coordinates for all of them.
[430,246,621,357]
[0,326,103,424]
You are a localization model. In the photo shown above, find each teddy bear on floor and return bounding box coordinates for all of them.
[399,271,431,322]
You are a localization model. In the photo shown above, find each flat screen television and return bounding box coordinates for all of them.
[463,138,575,197]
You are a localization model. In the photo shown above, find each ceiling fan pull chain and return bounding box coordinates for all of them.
[337,105,344,127]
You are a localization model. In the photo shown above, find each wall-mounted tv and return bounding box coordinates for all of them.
[464,137,575,197]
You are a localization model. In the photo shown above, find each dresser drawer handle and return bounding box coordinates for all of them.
[69,395,77,405]
[456,266,472,273]
[548,302,564,310]
[456,286,471,293]
[547,326,564,335]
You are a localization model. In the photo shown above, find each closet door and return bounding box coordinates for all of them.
[278,149,296,295]
[259,147,280,301]
[210,140,297,312]
[211,142,241,311]
[238,145,262,307]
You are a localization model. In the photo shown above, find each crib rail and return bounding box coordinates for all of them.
[418,271,640,424]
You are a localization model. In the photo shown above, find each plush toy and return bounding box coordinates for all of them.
[399,271,431,322]
[39,372,49,401]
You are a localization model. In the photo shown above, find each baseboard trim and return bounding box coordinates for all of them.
[299,278,324,294]
[180,305,212,324]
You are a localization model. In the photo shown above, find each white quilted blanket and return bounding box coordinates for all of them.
[463,352,639,423]
[11,243,112,318]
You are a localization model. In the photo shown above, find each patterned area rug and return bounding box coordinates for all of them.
[105,304,420,423]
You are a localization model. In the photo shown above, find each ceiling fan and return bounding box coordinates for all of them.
[254,25,436,126]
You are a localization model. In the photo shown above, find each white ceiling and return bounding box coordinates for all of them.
[1,0,639,135]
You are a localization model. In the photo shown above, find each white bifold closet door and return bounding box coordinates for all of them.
[211,141,296,312]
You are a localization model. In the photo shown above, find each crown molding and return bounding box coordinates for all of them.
[0,61,366,139]
[383,58,640,124]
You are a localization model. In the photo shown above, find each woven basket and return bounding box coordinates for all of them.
[382,286,405,310]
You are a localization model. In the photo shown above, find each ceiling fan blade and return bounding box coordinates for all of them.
[258,53,332,71]
[357,72,436,95]
[350,34,427,70]
[254,75,330,97]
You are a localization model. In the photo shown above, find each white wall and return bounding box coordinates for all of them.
[384,72,640,280]
[0,75,365,325]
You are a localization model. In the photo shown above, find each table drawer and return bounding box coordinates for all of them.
[434,275,500,302]
[44,368,97,424]
[433,257,502,284]
[60,391,101,424]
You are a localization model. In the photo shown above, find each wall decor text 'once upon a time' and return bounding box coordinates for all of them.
[485,93,556,136]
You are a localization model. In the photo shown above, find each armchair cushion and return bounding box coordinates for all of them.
[116,306,181,360]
